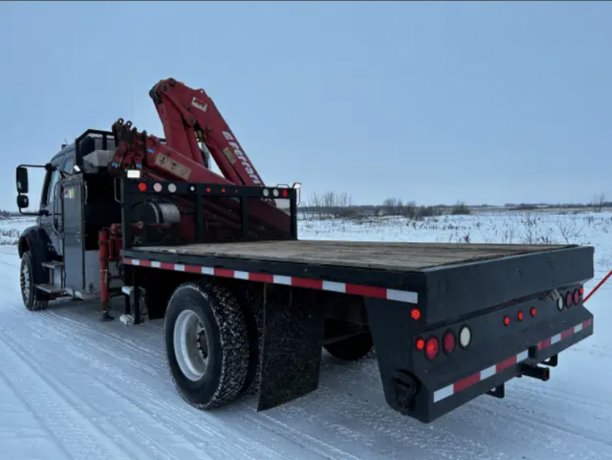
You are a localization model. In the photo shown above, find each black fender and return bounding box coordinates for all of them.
[18,225,55,285]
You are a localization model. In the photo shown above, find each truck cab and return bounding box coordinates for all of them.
[16,130,119,311]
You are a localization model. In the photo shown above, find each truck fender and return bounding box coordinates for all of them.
[18,226,54,285]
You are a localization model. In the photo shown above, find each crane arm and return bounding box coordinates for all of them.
[108,78,291,235]
[149,78,265,186]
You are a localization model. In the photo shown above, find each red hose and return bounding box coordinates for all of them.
[583,267,612,303]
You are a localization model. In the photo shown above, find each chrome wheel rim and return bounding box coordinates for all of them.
[173,309,209,381]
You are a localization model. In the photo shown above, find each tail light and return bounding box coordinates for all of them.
[411,309,421,320]
[503,316,510,326]
[530,307,537,317]
[443,331,456,354]
[415,338,425,351]
[517,311,524,321]
[425,337,439,361]
[137,182,147,192]
[573,289,580,305]
[565,291,573,308]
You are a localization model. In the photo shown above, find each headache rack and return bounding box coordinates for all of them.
[117,176,300,251]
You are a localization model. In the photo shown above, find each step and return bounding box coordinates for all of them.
[42,261,64,270]
[35,284,64,295]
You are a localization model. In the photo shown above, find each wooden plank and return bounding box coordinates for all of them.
[133,240,572,272]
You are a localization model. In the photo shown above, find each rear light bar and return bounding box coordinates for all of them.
[136,180,295,200]
[416,285,584,362]
[415,325,471,360]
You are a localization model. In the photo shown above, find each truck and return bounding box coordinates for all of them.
[15,77,595,423]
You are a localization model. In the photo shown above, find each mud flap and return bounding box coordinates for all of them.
[257,285,325,411]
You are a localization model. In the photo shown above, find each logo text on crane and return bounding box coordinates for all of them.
[222,131,262,185]
[191,97,208,113]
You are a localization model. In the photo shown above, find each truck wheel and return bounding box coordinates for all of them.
[323,320,373,361]
[164,281,249,409]
[20,252,49,311]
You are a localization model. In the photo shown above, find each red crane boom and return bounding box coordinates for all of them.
[109,78,290,235]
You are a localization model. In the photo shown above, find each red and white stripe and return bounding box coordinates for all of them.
[122,257,419,304]
[433,317,594,403]
[537,317,593,351]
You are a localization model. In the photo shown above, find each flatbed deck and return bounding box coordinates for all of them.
[132,240,574,272]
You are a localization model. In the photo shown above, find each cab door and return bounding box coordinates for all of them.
[38,163,63,256]
[61,175,85,293]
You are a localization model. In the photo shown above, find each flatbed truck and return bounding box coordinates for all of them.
[14,78,595,423]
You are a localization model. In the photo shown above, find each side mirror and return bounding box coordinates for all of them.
[16,167,29,194]
[17,195,29,209]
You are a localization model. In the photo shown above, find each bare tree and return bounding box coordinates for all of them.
[520,212,538,244]
[555,216,584,244]
[305,191,355,220]
[592,193,606,213]
[381,197,404,216]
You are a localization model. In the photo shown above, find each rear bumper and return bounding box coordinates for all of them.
[424,316,593,423]
[365,292,594,424]
[432,317,593,404]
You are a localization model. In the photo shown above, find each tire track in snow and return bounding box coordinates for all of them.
[0,329,131,460]
[0,363,73,460]
[0,323,208,460]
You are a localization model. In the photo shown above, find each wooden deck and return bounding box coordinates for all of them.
[133,240,573,272]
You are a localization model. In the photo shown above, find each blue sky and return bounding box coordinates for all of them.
[1,1,610,210]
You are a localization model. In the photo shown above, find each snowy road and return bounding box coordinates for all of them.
[0,215,610,459]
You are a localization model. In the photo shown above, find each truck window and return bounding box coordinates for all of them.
[63,157,75,174]
[42,169,61,206]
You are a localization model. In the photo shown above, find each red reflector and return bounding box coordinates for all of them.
[565,291,573,308]
[415,338,425,351]
[503,316,510,326]
[573,289,580,305]
[206,187,211,193]
[282,189,288,197]
[530,307,537,317]
[221,188,226,193]
[579,286,584,295]
[137,182,147,192]
[443,331,456,354]
[411,309,421,320]
[517,311,524,321]
[425,337,439,361]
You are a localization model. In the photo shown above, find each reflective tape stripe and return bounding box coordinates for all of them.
[433,318,593,403]
[122,257,419,304]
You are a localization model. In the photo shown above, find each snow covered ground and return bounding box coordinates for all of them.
[0,211,610,460]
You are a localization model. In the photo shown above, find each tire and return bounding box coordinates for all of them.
[323,321,373,361]
[164,280,249,409]
[20,252,49,311]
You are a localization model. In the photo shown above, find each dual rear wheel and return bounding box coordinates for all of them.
[164,280,373,409]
